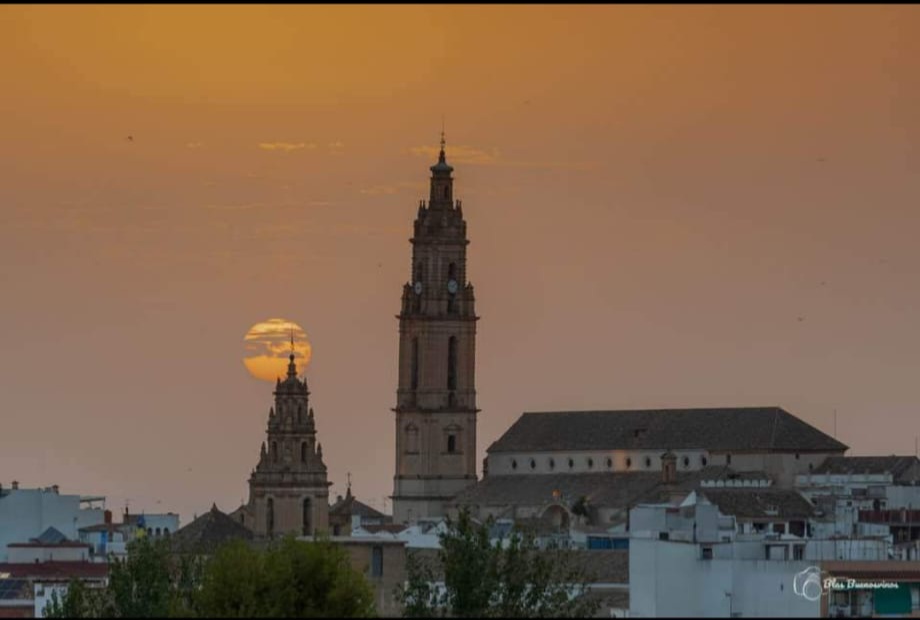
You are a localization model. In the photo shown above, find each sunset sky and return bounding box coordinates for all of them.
[2,5,919,524]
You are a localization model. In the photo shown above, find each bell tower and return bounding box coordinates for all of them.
[245,332,331,538]
[391,133,480,524]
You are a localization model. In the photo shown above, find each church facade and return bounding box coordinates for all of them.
[391,135,481,524]
[232,349,331,537]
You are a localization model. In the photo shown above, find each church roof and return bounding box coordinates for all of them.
[487,407,847,454]
[448,471,704,512]
[329,493,386,520]
[699,488,815,520]
[810,456,920,481]
[170,504,253,555]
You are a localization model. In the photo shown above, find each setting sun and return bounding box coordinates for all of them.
[242,318,312,382]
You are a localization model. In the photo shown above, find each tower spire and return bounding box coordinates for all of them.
[439,120,446,163]
[287,323,297,379]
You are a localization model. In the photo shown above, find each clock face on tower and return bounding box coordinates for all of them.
[414,281,423,295]
[447,279,458,294]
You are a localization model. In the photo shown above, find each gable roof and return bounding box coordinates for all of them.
[33,527,68,545]
[487,407,847,454]
[811,456,920,481]
[170,504,253,555]
[329,494,386,520]
[449,470,707,515]
[700,488,815,520]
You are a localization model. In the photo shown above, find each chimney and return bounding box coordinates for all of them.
[11,481,19,490]
[52,485,59,494]
[661,451,677,485]
[104,510,113,525]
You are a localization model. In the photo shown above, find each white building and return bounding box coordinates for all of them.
[0,482,105,562]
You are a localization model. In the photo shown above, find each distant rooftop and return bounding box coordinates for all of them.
[488,407,847,454]
[810,455,920,482]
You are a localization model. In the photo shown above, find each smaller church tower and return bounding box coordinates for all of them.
[243,335,331,538]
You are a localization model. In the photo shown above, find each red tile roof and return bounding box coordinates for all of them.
[7,542,90,549]
[0,562,108,580]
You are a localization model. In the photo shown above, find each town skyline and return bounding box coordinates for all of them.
[2,5,919,526]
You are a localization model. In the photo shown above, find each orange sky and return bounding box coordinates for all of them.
[1,5,919,524]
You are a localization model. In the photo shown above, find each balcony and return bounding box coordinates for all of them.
[859,509,920,525]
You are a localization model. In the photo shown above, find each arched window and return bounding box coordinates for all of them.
[147,528,152,537]
[302,498,312,536]
[155,527,161,537]
[511,459,518,470]
[645,457,652,469]
[626,457,632,469]
[529,458,536,470]
[406,424,419,454]
[163,528,170,536]
[587,458,594,469]
[447,336,457,390]
[568,458,575,469]
[548,458,555,470]
[606,457,613,469]
[701,455,708,467]
[301,442,307,463]
[683,456,690,468]
[410,338,419,390]
[267,498,275,537]
[447,434,457,453]
[272,442,278,463]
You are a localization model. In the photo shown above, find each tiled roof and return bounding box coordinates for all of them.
[329,494,386,520]
[811,456,920,481]
[0,563,108,580]
[34,527,68,545]
[170,504,253,555]
[487,407,847,453]
[700,488,815,519]
[448,471,705,513]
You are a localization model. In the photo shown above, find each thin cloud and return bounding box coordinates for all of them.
[409,144,596,170]
[258,142,317,152]
[186,142,205,149]
[360,181,426,196]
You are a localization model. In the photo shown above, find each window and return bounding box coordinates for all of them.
[301,442,307,463]
[530,458,536,470]
[371,546,384,577]
[793,545,805,560]
[511,459,518,470]
[410,338,419,390]
[447,336,457,390]
[726,454,732,465]
[303,498,312,536]
[155,527,161,537]
[626,457,632,469]
[645,457,652,469]
[606,457,613,469]
[448,263,457,280]
[568,458,574,469]
[683,456,690,468]
[587,458,594,469]
[406,424,419,454]
[548,458,555,470]
[267,498,275,537]
[658,532,669,541]
[702,546,713,560]
[701,456,708,466]
[272,442,278,463]
[447,434,457,454]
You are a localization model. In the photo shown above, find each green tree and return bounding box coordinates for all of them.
[400,510,601,618]
[192,535,376,618]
